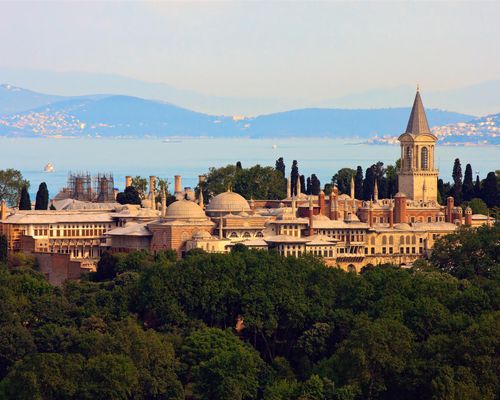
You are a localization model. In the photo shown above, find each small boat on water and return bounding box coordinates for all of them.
[44,162,54,173]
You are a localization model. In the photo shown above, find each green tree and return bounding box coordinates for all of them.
[332,168,355,195]
[291,160,299,196]
[116,186,142,205]
[19,186,31,210]
[182,327,263,400]
[0,169,29,207]
[275,157,286,178]
[451,158,463,204]
[430,225,499,279]
[81,354,139,400]
[463,164,475,201]
[310,174,321,196]
[0,234,7,263]
[131,176,148,199]
[465,198,488,215]
[481,171,499,207]
[34,182,49,210]
[354,166,363,199]
[363,166,375,200]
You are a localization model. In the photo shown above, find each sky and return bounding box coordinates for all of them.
[0,1,499,111]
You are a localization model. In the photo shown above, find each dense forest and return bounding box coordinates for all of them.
[0,225,498,400]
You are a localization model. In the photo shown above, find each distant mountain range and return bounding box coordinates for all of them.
[0,83,498,144]
[1,67,500,116]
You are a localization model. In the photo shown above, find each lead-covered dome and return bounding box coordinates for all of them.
[165,200,207,220]
[206,191,250,214]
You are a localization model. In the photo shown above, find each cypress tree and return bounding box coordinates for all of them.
[463,164,474,201]
[474,175,481,197]
[306,177,312,195]
[236,161,242,170]
[291,160,299,196]
[300,175,306,194]
[116,186,142,205]
[35,182,49,210]
[19,186,31,210]
[354,166,363,199]
[437,179,446,204]
[275,157,286,178]
[311,174,321,195]
[451,158,463,204]
[363,167,375,200]
[481,172,499,208]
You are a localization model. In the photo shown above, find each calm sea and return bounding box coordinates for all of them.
[0,137,498,199]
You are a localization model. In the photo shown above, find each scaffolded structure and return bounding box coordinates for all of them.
[67,172,115,203]
[67,172,92,202]
[94,173,115,203]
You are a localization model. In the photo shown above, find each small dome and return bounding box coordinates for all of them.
[394,223,412,230]
[206,191,250,213]
[192,230,212,239]
[165,200,207,220]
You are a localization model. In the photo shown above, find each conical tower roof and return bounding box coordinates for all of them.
[405,89,430,135]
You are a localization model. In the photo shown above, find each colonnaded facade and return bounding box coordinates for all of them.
[0,90,494,281]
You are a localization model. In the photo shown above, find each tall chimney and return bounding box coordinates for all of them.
[465,207,472,226]
[394,192,407,223]
[319,191,325,215]
[174,175,182,194]
[149,176,156,210]
[296,176,301,196]
[125,175,132,188]
[368,200,373,228]
[389,204,394,228]
[286,176,291,198]
[161,188,167,217]
[1,199,7,221]
[446,197,454,223]
[308,198,314,236]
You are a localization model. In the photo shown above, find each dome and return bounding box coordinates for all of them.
[165,200,207,220]
[206,191,250,213]
[192,230,212,239]
[394,223,412,230]
[394,192,407,198]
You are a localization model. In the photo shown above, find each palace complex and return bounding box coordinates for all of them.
[0,90,494,283]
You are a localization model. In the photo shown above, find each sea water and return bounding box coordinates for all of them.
[0,137,498,199]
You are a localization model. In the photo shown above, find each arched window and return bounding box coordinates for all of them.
[347,264,356,273]
[230,232,238,238]
[256,232,264,238]
[406,146,413,169]
[421,147,429,170]
[243,232,251,238]
[382,236,387,245]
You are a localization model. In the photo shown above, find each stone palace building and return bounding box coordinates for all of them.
[0,90,493,283]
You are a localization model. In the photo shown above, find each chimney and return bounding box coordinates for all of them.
[446,197,454,223]
[374,180,379,202]
[292,197,297,217]
[343,198,349,221]
[1,199,7,221]
[286,176,291,198]
[394,192,407,223]
[161,188,167,217]
[149,176,156,210]
[368,200,373,228]
[174,175,182,194]
[350,175,355,199]
[389,204,394,228]
[125,175,132,188]
[319,191,325,215]
[249,198,255,215]
[465,207,472,226]
[308,198,314,236]
[198,175,205,208]
[296,176,301,196]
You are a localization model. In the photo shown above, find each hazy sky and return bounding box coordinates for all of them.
[1,1,499,101]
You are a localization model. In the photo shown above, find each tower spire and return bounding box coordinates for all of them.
[405,89,430,135]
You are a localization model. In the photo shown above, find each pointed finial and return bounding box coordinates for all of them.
[417,83,420,92]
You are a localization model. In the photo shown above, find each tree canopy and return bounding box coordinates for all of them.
[0,225,498,400]
[0,169,29,207]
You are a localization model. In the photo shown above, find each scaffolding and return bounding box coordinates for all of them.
[67,172,115,202]
[94,173,115,203]
[67,172,92,202]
